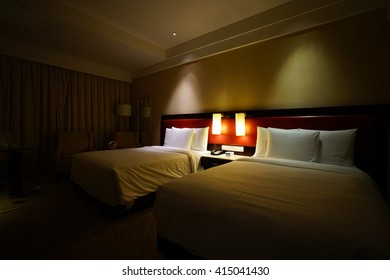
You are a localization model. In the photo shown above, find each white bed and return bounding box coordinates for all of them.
[155,107,390,259]
[71,125,210,209]
[71,146,205,208]
[155,157,390,259]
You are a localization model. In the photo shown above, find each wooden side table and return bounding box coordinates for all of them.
[201,154,247,170]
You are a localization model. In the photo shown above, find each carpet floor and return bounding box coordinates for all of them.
[0,176,165,260]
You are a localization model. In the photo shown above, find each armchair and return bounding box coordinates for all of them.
[55,131,93,180]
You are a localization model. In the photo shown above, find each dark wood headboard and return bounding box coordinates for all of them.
[161,105,389,197]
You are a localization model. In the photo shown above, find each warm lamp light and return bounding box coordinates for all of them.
[117,104,132,116]
[212,113,222,135]
[235,113,246,136]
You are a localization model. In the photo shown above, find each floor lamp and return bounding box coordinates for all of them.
[117,104,132,131]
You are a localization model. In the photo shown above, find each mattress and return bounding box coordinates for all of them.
[154,157,390,259]
[71,146,204,208]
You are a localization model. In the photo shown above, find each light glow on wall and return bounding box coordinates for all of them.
[166,70,201,114]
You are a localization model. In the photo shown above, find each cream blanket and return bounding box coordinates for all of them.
[71,146,202,208]
[155,157,390,259]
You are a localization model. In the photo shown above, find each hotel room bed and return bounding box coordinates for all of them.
[154,105,390,259]
[71,146,205,208]
[71,124,211,209]
[155,157,390,259]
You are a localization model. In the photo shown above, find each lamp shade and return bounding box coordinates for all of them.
[141,106,151,117]
[212,113,222,135]
[235,113,246,136]
[117,104,131,116]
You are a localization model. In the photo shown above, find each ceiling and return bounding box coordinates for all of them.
[0,0,290,74]
[0,0,387,81]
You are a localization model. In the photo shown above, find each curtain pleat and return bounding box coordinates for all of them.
[0,54,131,175]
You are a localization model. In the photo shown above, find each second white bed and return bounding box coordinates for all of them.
[71,146,205,208]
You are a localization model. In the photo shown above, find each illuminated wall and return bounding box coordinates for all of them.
[132,8,390,144]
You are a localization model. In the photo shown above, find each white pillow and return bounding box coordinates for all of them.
[254,127,268,157]
[192,127,209,151]
[266,127,320,162]
[318,129,357,166]
[166,127,194,149]
[163,128,173,146]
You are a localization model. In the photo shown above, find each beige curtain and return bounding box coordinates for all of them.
[0,54,131,176]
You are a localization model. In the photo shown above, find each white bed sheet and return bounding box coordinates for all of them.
[154,157,390,259]
[71,146,205,208]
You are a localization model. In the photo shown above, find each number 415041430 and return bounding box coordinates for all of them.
[214,267,270,276]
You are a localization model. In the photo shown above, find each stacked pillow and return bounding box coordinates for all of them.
[163,127,209,151]
[254,126,357,166]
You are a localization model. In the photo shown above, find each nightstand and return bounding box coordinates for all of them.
[201,154,245,170]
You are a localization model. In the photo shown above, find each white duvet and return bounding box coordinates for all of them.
[71,146,203,208]
[155,157,390,259]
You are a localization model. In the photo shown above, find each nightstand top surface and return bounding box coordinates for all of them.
[201,154,249,161]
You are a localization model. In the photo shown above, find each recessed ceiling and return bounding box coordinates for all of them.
[0,0,386,81]
[62,0,291,49]
[0,0,290,75]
